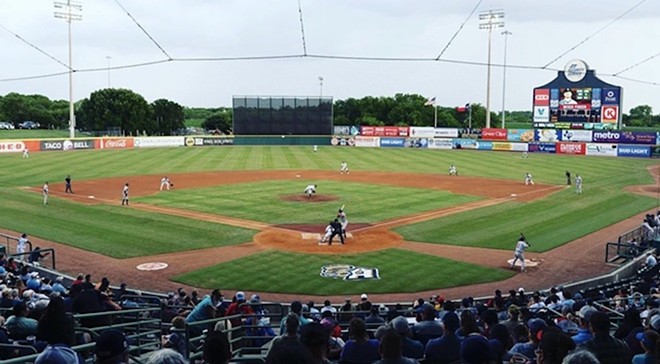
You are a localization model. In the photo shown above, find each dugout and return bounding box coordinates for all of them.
[233,96,333,136]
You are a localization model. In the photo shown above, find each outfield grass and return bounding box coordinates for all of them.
[172,249,513,295]
[136,180,480,224]
[0,129,74,139]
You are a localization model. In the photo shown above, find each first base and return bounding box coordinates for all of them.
[88,195,95,199]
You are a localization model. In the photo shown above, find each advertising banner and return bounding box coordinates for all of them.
[601,105,619,124]
[508,143,529,152]
[591,88,602,109]
[0,140,26,153]
[409,127,435,138]
[360,126,408,137]
[550,88,560,109]
[561,130,592,142]
[528,142,556,153]
[507,129,534,142]
[434,128,459,138]
[333,126,351,136]
[585,143,617,157]
[657,132,660,146]
[533,106,550,122]
[476,141,493,150]
[428,138,454,150]
[592,131,656,145]
[354,136,380,147]
[184,136,234,146]
[617,145,651,158]
[379,138,405,148]
[96,137,134,149]
[331,136,356,146]
[40,139,95,151]
[404,138,428,148]
[556,142,586,155]
[481,128,507,140]
[491,142,512,151]
[134,137,184,148]
[602,88,620,105]
[535,129,561,142]
[534,89,550,106]
[452,138,477,149]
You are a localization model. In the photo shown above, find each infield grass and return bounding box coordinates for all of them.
[172,249,513,295]
[135,180,480,224]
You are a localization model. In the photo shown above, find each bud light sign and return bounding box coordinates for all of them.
[379,138,405,147]
[617,145,651,158]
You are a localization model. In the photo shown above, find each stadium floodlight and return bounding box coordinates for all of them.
[106,56,112,88]
[54,0,82,139]
[479,9,505,129]
[318,76,324,98]
[501,30,512,128]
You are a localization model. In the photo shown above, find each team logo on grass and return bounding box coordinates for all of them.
[320,264,380,280]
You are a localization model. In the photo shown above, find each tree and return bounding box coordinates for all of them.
[152,99,185,135]
[201,109,232,133]
[77,88,153,135]
[625,105,653,127]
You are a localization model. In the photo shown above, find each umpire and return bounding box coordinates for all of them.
[329,219,345,245]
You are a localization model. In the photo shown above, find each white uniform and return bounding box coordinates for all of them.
[511,239,530,272]
[304,184,316,198]
[17,235,28,261]
[319,224,332,244]
[340,162,349,174]
[313,145,318,152]
[338,210,348,237]
[122,184,130,205]
[22,149,29,159]
[524,173,534,186]
[575,175,583,194]
[449,165,457,176]
[160,177,171,191]
[42,183,49,205]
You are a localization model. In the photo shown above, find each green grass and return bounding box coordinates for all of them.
[136,180,480,224]
[0,129,73,139]
[0,188,256,258]
[172,249,513,295]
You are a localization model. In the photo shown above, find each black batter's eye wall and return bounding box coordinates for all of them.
[233,96,333,135]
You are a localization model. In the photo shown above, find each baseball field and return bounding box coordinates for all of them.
[0,146,657,300]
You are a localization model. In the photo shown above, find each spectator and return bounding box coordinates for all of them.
[72,283,111,328]
[572,305,597,345]
[645,252,657,268]
[338,297,355,323]
[425,311,461,363]
[5,301,38,340]
[162,316,187,358]
[365,304,386,326]
[507,318,547,362]
[461,334,491,364]
[503,304,521,338]
[301,322,330,364]
[95,329,130,364]
[615,308,643,345]
[561,350,600,364]
[34,343,84,364]
[390,315,424,359]
[412,302,443,345]
[202,330,232,364]
[578,311,632,364]
[28,247,50,266]
[37,295,75,346]
[185,289,223,324]
[537,327,576,364]
[633,330,659,364]
[50,277,67,296]
[489,323,514,361]
[322,299,337,314]
[358,293,371,311]
[457,310,481,339]
[279,300,310,333]
[145,348,186,364]
[267,313,306,362]
[340,317,380,363]
[555,306,579,335]
[374,328,420,364]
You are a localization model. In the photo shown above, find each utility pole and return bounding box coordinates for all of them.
[501,30,512,128]
[54,0,82,139]
[479,10,505,129]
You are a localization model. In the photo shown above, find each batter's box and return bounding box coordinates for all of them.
[301,233,353,240]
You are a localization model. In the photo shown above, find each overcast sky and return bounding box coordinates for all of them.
[1,0,660,113]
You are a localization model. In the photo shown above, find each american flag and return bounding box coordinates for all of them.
[424,97,436,106]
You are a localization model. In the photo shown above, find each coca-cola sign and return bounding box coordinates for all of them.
[99,138,134,149]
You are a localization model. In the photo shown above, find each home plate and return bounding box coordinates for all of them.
[507,259,539,268]
[301,233,353,240]
[88,195,95,199]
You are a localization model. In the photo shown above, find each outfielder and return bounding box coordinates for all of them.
[340,161,349,175]
[319,221,333,245]
[524,172,534,186]
[22,148,29,159]
[122,183,130,206]
[337,208,348,238]
[575,174,583,194]
[511,233,530,272]
[304,184,317,198]
[160,176,171,191]
[449,164,458,176]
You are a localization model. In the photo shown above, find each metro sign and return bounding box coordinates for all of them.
[602,105,618,123]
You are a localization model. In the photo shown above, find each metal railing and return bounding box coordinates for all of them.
[605,242,647,264]
[0,233,32,258]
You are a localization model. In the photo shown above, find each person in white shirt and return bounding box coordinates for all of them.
[319,222,333,245]
[17,233,29,261]
[122,183,130,206]
[304,184,317,198]
[524,173,534,186]
[160,177,171,191]
[646,253,657,268]
[575,174,583,194]
[340,161,349,175]
[449,165,457,176]
[510,233,530,272]
[42,182,49,205]
[22,148,29,159]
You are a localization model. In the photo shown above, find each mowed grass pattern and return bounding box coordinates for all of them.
[136,180,480,224]
[172,249,513,295]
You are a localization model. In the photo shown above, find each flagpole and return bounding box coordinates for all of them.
[468,105,472,131]
[434,105,438,128]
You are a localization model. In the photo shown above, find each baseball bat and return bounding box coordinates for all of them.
[340,204,345,211]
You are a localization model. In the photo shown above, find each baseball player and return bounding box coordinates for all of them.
[17,233,29,262]
[122,183,130,206]
[511,233,530,272]
[313,145,318,152]
[43,182,49,205]
[337,208,348,239]
[340,161,349,175]
[524,172,534,186]
[449,164,458,176]
[160,176,171,191]
[304,184,317,198]
[565,171,571,186]
[575,174,583,194]
[22,148,29,159]
[319,221,333,245]
[65,175,74,194]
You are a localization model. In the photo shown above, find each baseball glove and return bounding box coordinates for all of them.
[170,183,174,187]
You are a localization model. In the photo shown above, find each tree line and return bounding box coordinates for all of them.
[0,89,657,135]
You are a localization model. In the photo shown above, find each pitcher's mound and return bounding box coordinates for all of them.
[280,194,339,203]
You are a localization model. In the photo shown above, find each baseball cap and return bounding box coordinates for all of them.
[650,315,660,331]
[235,291,246,301]
[637,330,660,350]
[95,329,129,360]
[461,335,491,364]
[527,318,547,338]
[36,344,82,364]
[360,293,368,300]
[391,316,410,334]
[518,287,525,293]
[249,294,261,304]
[417,302,436,315]
[508,304,520,315]
[578,305,597,322]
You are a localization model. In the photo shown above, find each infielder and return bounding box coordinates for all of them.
[122,183,130,206]
[524,172,534,186]
[511,233,530,272]
[575,174,583,194]
[160,176,171,191]
[43,182,49,205]
[340,161,349,175]
[337,208,348,238]
[449,164,458,176]
[304,184,317,198]
[319,221,333,245]
[65,175,74,194]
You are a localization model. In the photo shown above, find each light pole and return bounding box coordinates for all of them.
[54,0,82,139]
[318,76,324,98]
[106,56,112,88]
[479,10,504,129]
[501,30,512,128]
